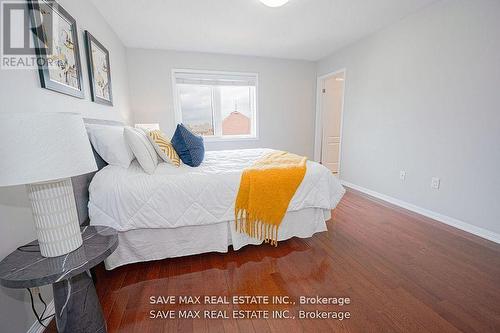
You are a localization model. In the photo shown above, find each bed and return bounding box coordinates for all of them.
[73,120,345,270]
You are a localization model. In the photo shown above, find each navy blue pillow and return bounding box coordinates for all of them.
[171,124,205,167]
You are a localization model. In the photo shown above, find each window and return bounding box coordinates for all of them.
[173,70,258,140]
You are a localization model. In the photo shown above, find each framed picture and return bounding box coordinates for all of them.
[84,31,113,106]
[28,0,84,98]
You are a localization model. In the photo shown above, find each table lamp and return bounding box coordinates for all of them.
[0,112,98,257]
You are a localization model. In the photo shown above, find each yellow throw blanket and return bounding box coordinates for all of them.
[235,151,307,246]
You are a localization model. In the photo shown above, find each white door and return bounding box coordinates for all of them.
[321,72,345,174]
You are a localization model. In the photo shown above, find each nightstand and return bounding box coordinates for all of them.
[0,226,118,333]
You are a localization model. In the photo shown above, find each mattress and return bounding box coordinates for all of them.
[88,148,345,231]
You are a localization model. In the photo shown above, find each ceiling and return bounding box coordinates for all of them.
[90,0,437,61]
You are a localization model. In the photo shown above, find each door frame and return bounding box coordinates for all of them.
[314,68,347,175]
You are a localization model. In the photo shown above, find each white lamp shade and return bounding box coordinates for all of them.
[0,112,98,187]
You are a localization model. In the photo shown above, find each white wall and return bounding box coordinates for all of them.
[317,0,500,237]
[0,0,131,332]
[127,49,317,157]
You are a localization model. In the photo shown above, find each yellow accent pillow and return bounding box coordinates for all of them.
[147,130,181,167]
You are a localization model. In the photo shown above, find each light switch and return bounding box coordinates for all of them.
[431,177,440,189]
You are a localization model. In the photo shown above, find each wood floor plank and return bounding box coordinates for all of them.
[45,189,500,332]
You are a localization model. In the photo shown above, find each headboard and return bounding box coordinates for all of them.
[72,118,124,225]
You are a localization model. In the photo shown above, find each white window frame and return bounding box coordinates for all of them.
[172,69,259,142]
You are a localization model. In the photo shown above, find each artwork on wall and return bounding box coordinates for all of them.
[85,31,113,106]
[28,0,85,98]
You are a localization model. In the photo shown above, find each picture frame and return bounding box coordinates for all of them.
[84,31,113,106]
[27,0,85,98]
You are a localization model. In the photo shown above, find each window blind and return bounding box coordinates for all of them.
[175,72,257,86]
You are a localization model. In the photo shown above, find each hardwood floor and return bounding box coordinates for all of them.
[46,188,500,332]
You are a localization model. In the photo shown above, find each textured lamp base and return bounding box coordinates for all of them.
[27,178,83,257]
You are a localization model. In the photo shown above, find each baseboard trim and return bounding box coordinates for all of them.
[341,180,500,245]
[27,299,55,333]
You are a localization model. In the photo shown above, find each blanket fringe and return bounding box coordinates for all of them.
[235,208,279,247]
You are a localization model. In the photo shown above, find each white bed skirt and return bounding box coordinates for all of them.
[104,208,330,270]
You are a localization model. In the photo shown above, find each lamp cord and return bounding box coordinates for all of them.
[17,244,40,253]
[27,288,55,328]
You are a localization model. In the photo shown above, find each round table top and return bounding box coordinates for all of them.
[0,226,118,288]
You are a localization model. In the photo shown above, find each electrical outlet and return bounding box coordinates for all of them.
[431,177,440,189]
[31,287,40,295]
[399,171,406,181]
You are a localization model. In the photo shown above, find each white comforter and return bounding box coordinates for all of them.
[89,149,345,231]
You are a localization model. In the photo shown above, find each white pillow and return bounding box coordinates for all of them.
[85,124,134,168]
[123,127,159,174]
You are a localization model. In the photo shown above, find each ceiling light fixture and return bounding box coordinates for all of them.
[259,0,290,8]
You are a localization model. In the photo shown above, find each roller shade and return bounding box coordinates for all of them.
[175,72,257,86]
